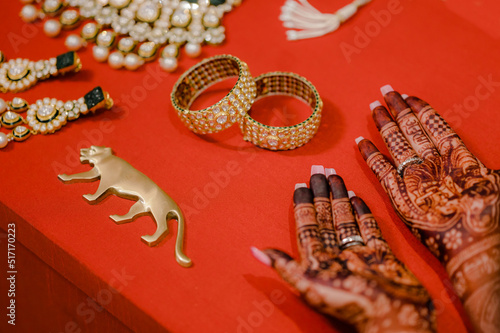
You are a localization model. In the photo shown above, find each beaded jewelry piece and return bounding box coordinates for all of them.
[20,0,242,72]
[0,50,81,93]
[0,87,113,149]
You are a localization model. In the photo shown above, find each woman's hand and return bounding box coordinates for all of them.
[357,85,500,333]
[252,166,436,333]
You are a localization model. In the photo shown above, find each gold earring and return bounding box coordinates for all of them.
[0,86,113,148]
[0,50,81,93]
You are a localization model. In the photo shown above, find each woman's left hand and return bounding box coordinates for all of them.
[252,166,436,333]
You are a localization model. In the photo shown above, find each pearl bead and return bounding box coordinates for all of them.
[203,12,220,28]
[93,45,110,62]
[185,43,201,58]
[0,133,8,149]
[162,44,178,58]
[65,34,84,51]
[108,51,124,69]
[20,4,38,22]
[44,19,62,37]
[124,54,144,70]
[159,57,177,72]
[0,99,6,114]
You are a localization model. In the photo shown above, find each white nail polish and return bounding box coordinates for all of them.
[250,247,272,267]
[348,191,356,198]
[380,85,394,96]
[311,165,325,175]
[295,183,307,190]
[325,168,336,177]
[401,94,409,99]
[355,136,365,144]
[370,101,382,110]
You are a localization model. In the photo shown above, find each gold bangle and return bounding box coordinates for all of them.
[171,55,256,134]
[240,72,322,150]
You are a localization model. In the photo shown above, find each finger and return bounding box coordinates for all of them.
[405,95,480,170]
[251,247,307,289]
[293,184,324,269]
[327,174,363,248]
[371,102,420,169]
[350,196,391,253]
[253,247,357,325]
[356,137,419,221]
[356,137,398,183]
[310,165,338,254]
[381,86,439,161]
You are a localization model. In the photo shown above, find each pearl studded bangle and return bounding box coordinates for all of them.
[172,56,323,150]
[171,54,256,134]
[240,72,322,150]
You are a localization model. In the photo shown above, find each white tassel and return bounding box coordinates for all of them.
[280,0,372,41]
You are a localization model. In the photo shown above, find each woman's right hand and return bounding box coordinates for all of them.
[356,85,500,333]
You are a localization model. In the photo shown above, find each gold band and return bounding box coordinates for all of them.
[171,55,256,134]
[240,72,322,150]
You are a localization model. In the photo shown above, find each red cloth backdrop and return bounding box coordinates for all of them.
[1,0,500,332]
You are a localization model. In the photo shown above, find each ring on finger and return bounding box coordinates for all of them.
[340,235,365,248]
[397,156,423,177]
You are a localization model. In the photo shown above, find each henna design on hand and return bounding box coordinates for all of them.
[252,168,436,333]
[357,87,500,333]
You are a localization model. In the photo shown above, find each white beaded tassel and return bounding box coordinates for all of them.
[280,0,372,41]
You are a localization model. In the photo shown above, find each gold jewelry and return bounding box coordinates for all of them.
[58,146,191,267]
[20,0,242,72]
[171,54,256,134]
[397,156,423,177]
[240,72,322,150]
[0,87,113,149]
[0,50,81,93]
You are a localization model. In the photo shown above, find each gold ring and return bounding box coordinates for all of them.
[240,72,322,150]
[171,55,256,134]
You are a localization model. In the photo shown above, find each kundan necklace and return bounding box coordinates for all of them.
[20,0,242,72]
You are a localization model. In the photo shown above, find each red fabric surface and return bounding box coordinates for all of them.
[1,0,500,332]
[0,225,134,333]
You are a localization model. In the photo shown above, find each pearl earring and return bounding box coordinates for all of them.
[0,87,113,149]
[0,50,82,93]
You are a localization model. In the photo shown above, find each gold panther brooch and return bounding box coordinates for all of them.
[58,146,192,267]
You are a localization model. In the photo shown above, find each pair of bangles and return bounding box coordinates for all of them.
[171,55,323,151]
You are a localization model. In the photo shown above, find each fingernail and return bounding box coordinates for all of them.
[311,165,325,175]
[380,85,394,96]
[250,247,272,266]
[355,136,365,144]
[370,100,382,111]
[348,191,356,198]
[325,168,336,177]
[295,183,307,190]
[401,94,409,99]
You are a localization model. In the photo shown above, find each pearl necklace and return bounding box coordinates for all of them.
[0,87,113,149]
[20,0,242,72]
